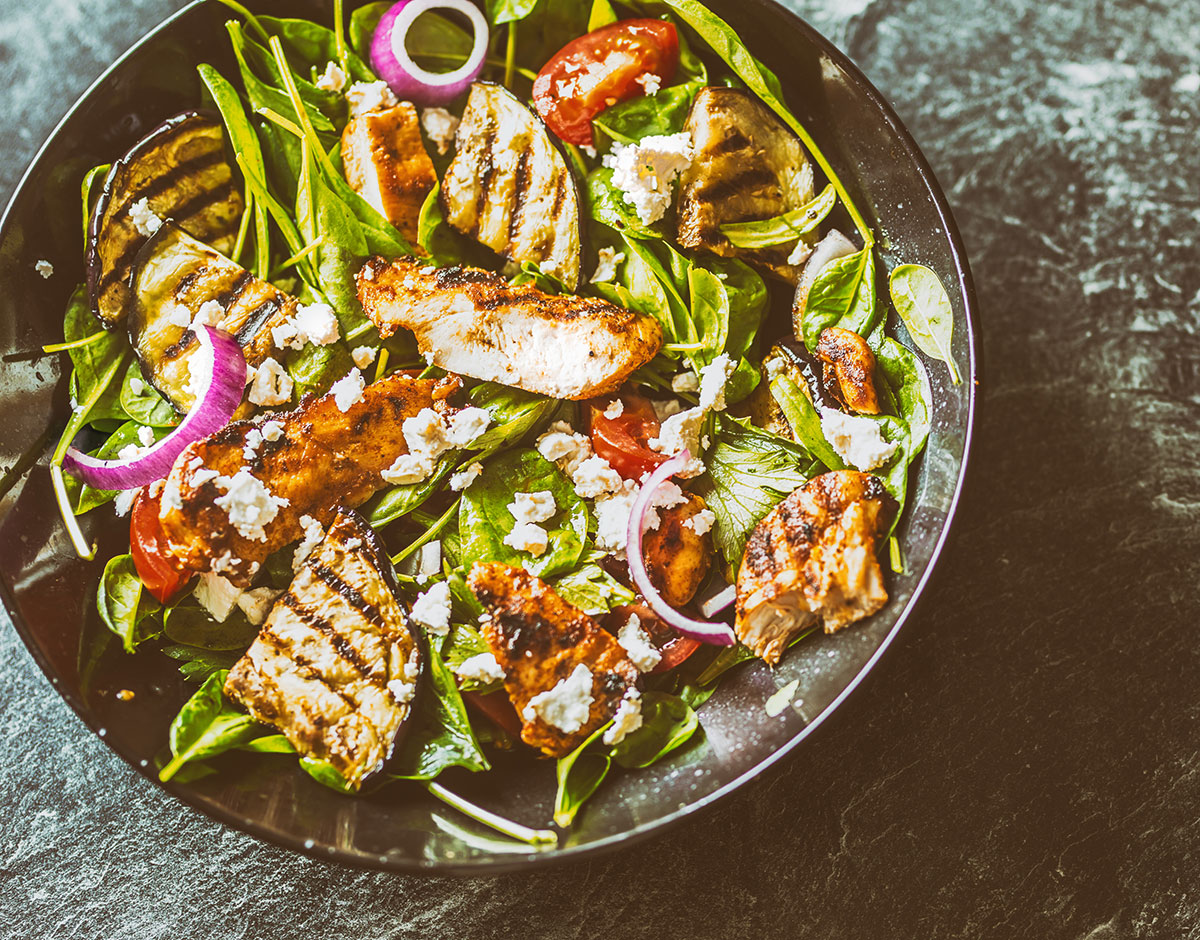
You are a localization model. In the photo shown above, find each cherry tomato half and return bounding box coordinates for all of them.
[130,487,192,604]
[532,19,679,147]
[588,391,668,481]
[603,603,702,674]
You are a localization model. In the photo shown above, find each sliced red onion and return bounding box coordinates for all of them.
[370,0,488,107]
[626,450,736,646]
[63,325,245,490]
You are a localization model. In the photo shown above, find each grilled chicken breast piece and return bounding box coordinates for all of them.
[160,372,452,585]
[468,562,638,758]
[815,327,881,415]
[676,87,814,281]
[643,493,714,607]
[736,471,895,664]
[341,102,436,245]
[357,256,662,400]
[225,510,422,790]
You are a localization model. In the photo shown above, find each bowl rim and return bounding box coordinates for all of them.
[0,0,979,875]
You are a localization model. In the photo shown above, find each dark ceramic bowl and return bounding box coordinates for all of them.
[0,0,977,873]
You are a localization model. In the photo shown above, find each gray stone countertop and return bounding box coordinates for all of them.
[2,0,1199,937]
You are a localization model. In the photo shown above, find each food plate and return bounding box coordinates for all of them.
[0,0,977,873]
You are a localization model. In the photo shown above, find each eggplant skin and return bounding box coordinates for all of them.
[441,83,582,290]
[86,111,243,327]
[128,223,298,413]
[676,87,814,282]
[225,509,424,791]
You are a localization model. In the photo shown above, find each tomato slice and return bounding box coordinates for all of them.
[588,392,668,480]
[129,488,192,604]
[532,19,679,147]
[462,689,523,739]
[603,603,701,674]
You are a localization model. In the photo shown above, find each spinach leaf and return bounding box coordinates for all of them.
[442,624,500,693]
[489,0,540,25]
[800,246,878,350]
[708,257,768,403]
[284,337,354,400]
[719,183,835,249]
[458,449,588,579]
[97,554,160,653]
[511,0,590,71]
[349,1,388,59]
[300,757,355,793]
[159,670,261,782]
[874,336,932,457]
[239,734,297,753]
[692,416,816,567]
[587,0,618,31]
[364,453,457,527]
[769,374,845,471]
[163,600,260,651]
[611,692,698,769]
[162,645,242,683]
[551,563,636,615]
[257,15,375,83]
[888,263,961,384]
[467,382,557,451]
[80,163,111,250]
[63,285,125,421]
[394,645,490,778]
[587,168,663,238]
[591,81,701,146]
[118,360,175,427]
[553,723,612,827]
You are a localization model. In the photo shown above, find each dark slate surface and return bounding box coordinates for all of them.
[2,0,1198,936]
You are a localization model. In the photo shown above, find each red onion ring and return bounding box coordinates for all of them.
[370,0,488,107]
[626,450,736,646]
[63,325,245,490]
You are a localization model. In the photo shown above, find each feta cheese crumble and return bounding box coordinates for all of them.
[601,132,694,225]
[194,572,242,622]
[671,370,700,394]
[293,302,340,346]
[509,490,557,525]
[128,197,163,237]
[346,80,398,117]
[454,652,505,685]
[590,246,626,283]
[191,299,224,330]
[330,369,365,412]
[504,522,549,556]
[247,357,293,407]
[420,106,460,155]
[818,407,899,471]
[128,376,146,396]
[315,60,346,92]
[35,259,53,279]
[237,586,280,626]
[292,514,325,572]
[383,407,492,485]
[569,455,623,499]
[351,345,377,369]
[411,581,452,636]
[617,614,661,672]
[113,488,139,517]
[593,480,640,557]
[634,71,661,95]
[449,461,483,492]
[603,398,624,419]
[603,689,643,745]
[213,470,290,542]
[261,419,284,442]
[684,507,716,535]
[522,663,595,734]
[649,354,735,476]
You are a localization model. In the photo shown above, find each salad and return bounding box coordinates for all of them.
[46,0,960,843]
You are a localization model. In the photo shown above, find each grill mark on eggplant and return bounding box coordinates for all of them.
[470,129,499,238]
[310,561,387,629]
[693,167,779,205]
[507,149,531,245]
[257,629,364,718]
[551,175,567,218]
[215,270,254,310]
[170,267,205,302]
[710,129,753,156]
[277,594,374,679]
[109,147,225,218]
[232,298,280,345]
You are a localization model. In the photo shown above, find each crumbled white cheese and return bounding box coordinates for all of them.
[509,490,557,525]
[504,521,549,556]
[117,443,143,462]
[293,302,340,346]
[684,507,716,536]
[570,455,623,499]
[603,398,624,419]
[411,581,452,636]
[191,299,224,330]
[351,345,377,369]
[522,663,595,734]
[651,397,684,422]
[671,371,699,394]
[194,572,242,622]
[213,469,290,542]
[236,586,280,626]
[346,80,398,117]
[603,689,644,745]
[113,488,139,517]
[387,679,416,704]
[764,679,800,718]
[617,613,661,672]
[649,354,735,477]
[419,540,442,578]
[136,425,155,448]
[420,106,460,155]
[593,480,640,557]
[381,454,429,485]
[343,537,362,551]
[271,319,303,350]
[445,407,492,447]
[128,197,163,237]
[128,376,146,397]
[247,356,293,407]
[449,461,483,492]
[167,304,193,328]
[536,421,590,472]
[601,132,694,225]
[330,370,365,412]
[191,467,219,488]
[786,237,812,266]
[161,476,184,512]
[698,353,734,412]
[35,259,53,279]
[818,407,899,471]
[580,144,597,159]
[292,514,325,572]
[261,419,284,442]
[634,71,661,95]
[590,246,625,283]
[315,59,346,92]
[384,407,486,485]
[360,263,376,281]
[454,652,505,685]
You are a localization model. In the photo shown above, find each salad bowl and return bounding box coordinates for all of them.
[0,0,977,873]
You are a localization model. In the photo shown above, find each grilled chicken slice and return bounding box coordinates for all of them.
[643,493,714,607]
[129,223,299,412]
[676,87,814,281]
[225,510,422,790]
[357,256,662,400]
[87,111,243,326]
[341,102,437,245]
[441,83,582,290]
[468,562,638,758]
[160,372,453,585]
[736,470,895,663]
[816,327,880,415]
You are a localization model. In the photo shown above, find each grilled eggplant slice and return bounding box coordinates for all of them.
[87,111,243,327]
[129,223,298,412]
[746,338,839,440]
[225,509,423,790]
[441,83,582,290]
[676,87,814,282]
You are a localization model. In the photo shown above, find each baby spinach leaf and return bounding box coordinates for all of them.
[239,733,297,754]
[394,646,490,779]
[874,336,932,458]
[364,453,457,527]
[118,360,176,427]
[349,1,388,59]
[611,692,698,769]
[551,563,636,614]
[458,449,589,579]
[97,554,160,653]
[162,645,242,683]
[163,600,260,651]
[257,15,374,82]
[587,0,618,31]
[591,81,702,146]
[489,0,541,25]
[468,383,558,451]
[693,416,816,568]
[769,374,845,471]
[300,757,355,793]
[719,183,835,249]
[442,624,500,693]
[553,723,612,828]
[586,168,662,238]
[801,246,878,350]
[888,263,961,384]
[63,285,125,415]
[159,670,261,782]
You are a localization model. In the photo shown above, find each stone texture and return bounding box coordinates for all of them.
[2,0,1199,937]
